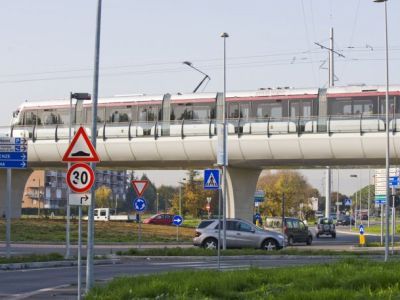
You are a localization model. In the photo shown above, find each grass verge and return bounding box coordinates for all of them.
[116,247,385,257]
[86,259,400,299]
[0,253,64,264]
[0,219,194,243]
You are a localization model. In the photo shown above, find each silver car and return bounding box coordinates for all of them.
[193,218,285,251]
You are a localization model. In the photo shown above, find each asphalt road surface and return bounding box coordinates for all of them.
[1,225,395,256]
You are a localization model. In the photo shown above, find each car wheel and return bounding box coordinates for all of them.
[262,238,278,251]
[288,236,294,246]
[306,236,312,245]
[202,238,218,250]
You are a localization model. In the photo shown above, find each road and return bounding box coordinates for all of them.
[0,256,338,299]
[0,226,397,299]
[0,226,396,256]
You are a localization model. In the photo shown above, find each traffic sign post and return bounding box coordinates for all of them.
[62,126,100,298]
[173,215,184,241]
[133,197,147,249]
[359,225,365,246]
[0,137,28,259]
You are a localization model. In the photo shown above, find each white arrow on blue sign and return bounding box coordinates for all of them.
[173,215,183,226]
[133,198,147,212]
[359,225,364,235]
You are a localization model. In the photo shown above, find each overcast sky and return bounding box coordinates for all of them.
[1,0,399,195]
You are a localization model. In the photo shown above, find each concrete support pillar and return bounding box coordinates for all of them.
[325,166,331,218]
[225,167,262,221]
[0,169,32,218]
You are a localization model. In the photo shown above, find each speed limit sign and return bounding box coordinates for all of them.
[66,163,95,193]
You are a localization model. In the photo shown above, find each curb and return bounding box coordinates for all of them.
[0,258,120,271]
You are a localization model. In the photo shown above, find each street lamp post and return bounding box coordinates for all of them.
[182,61,211,93]
[373,0,390,262]
[221,32,229,250]
[350,174,358,227]
[179,178,186,216]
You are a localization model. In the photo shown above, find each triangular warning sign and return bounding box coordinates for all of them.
[205,172,218,188]
[132,180,149,197]
[62,126,100,163]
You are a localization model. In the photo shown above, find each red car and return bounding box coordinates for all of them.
[143,214,174,225]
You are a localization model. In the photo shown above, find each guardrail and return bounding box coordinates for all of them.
[0,113,396,142]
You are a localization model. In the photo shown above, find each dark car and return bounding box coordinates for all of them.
[316,217,336,238]
[143,213,174,225]
[336,215,355,226]
[264,217,313,246]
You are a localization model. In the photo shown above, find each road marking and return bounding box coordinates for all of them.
[7,284,71,300]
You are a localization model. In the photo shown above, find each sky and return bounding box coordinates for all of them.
[1,0,399,195]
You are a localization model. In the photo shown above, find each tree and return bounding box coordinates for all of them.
[95,185,112,208]
[170,170,217,217]
[157,185,178,212]
[257,170,314,218]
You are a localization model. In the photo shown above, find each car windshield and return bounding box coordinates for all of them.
[319,218,332,224]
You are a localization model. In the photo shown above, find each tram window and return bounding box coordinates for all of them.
[240,103,250,120]
[42,111,58,125]
[329,99,352,115]
[289,101,300,118]
[171,104,190,120]
[24,110,39,125]
[379,96,395,114]
[192,105,210,121]
[86,108,105,123]
[58,109,69,125]
[354,100,373,115]
[107,107,132,123]
[138,105,159,122]
[228,103,239,118]
[303,101,312,117]
[255,102,283,119]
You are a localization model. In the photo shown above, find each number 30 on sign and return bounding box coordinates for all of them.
[66,163,95,193]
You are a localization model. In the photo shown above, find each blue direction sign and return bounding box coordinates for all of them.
[0,137,27,169]
[389,176,399,188]
[359,224,364,235]
[133,197,147,212]
[254,190,265,202]
[204,169,220,190]
[375,195,386,205]
[173,215,183,226]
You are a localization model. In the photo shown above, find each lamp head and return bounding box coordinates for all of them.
[373,0,387,2]
[220,32,229,38]
[182,61,192,66]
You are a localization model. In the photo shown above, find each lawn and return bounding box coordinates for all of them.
[86,259,400,299]
[0,253,64,264]
[0,219,194,243]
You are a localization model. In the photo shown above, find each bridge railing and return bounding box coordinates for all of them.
[1,113,397,142]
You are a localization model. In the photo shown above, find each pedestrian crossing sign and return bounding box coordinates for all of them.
[204,169,220,190]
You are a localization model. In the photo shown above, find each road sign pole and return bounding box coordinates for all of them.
[217,173,221,271]
[86,0,102,292]
[6,168,11,258]
[138,214,141,250]
[77,205,82,300]
[176,225,179,242]
[381,204,384,246]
